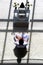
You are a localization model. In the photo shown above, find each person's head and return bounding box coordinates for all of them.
[19,38,24,45]
[27,2,29,3]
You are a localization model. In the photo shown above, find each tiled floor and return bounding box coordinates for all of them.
[0,0,43,64]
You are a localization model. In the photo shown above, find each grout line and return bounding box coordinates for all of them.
[27,0,36,63]
[1,0,12,63]
[0,19,43,22]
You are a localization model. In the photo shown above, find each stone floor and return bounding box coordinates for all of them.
[0,0,43,63]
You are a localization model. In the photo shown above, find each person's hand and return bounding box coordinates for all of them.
[16,36,22,40]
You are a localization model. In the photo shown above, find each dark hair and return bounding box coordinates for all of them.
[19,38,24,45]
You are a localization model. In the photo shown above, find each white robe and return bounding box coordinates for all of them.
[14,32,29,46]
